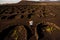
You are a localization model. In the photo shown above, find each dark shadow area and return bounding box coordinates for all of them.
[21,10,25,13]
[32,10,35,13]
[1,16,7,19]
[0,7,8,14]
[20,15,24,19]
[9,11,15,14]
[37,23,47,40]
[24,25,33,40]
[7,15,17,19]
[17,11,19,13]
[27,13,33,19]
[0,25,17,40]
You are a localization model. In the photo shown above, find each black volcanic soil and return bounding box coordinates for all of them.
[0,1,60,40]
